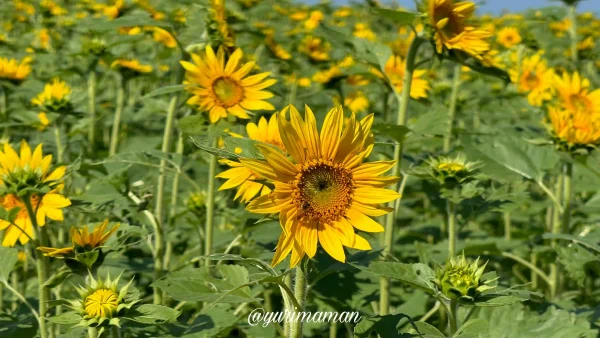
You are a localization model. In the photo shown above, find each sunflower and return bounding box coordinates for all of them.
[37,220,120,258]
[496,27,522,48]
[217,114,284,203]
[152,27,177,48]
[509,52,554,107]
[242,105,400,266]
[381,55,430,99]
[353,23,376,41]
[111,58,153,74]
[0,141,71,247]
[181,46,276,124]
[548,107,600,147]
[298,36,331,62]
[552,72,600,115]
[31,78,71,112]
[0,56,32,83]
[342,91,370,113]
[427,0,491,59]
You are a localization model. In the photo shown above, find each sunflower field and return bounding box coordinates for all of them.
[2,0,600,337]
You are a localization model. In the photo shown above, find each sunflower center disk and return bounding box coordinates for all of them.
[523,72,540,90]
[212,77,243,107]
[293,162,354,224]
[569,94,591,112]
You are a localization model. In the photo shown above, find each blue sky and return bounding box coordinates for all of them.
[301,0,599,14]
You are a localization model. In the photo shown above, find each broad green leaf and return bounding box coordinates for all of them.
[152,266,257,303]
[0,312,37,338]
[47,312,81,325]
[165,304,239,338]
[125,304,181,324]
[371,8,418,26]
[410,111,450,137]
[413,321,445,337]
[354,313,419,338]
[474,295,524,307]
[0,247,18,282]
[543,233,600,254]
[178,115,208,135]
[373,124,411,144]
[454,318,488,337]
[557,245,600,286]
[352,262,437,294]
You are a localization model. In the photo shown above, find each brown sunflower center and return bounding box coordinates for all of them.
[292,161,354,224]
[212,77,243,107]
[569,93,591,112]
[523,72,540,90]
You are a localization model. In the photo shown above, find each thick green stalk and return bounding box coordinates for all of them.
[290,265,307,338]
[503,212,512,240]
[283,273,292,334]
[561,162,573,234]
[109,76,126,157]
[448,299,458,336]
[380,35,424,316]
[2,89,8,138]
[447,201,457,257]
[111,325,121,338]
[443,65,461,152]
[568,4,578,63]
[549,175,564,298]
[164,133,184,272]
[204,138,218,266]
[23,198,48,338]
[87,327,97,338]
[87,71,97,153]
[153,96,178,304]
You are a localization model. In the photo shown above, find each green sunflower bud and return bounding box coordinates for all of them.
[434,255,495,302]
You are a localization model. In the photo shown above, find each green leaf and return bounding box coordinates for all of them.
[410,111,451,137]
[454,318,489,337]
[0,312,37,338]
[354,313,419,338]
[0,247,18,282]
[152,266,258,303]
[178,115,207,135]
[371,8,418,26]
[47,312,81,325]
[373,124,412,144]
[80,14,170,32]
[143,85,188,99]
[413,321,445,337]
[43,269,72,288]
[474,295,524,307]
[352,262,437,294]
[125,304,181,324]
[543,233,600,254]
[557,245,600,286]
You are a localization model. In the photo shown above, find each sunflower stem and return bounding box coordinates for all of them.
[87,71,97,153]
[283,273,292,335]
[290,264,307,338]
[23,195,49,338]
[204,137,218,266]
[561,162,573,235]
[380,34,424,316]
[568,3,578,64]
[2,280,41,325]
[164,132,184,272]
[447,201,457,258]
[87,327,98,338]
[549,174,564,299]
[109,75,126,157]
[111,325,121,338]
[448,299,458,336]
[443,64,461,153]
[153,95,179,304]
[503,211,512,240]
[1,88,8,138]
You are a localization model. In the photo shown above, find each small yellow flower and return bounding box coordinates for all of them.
[343,91,370,113]
[427,0,491,59]
[550,18,571,38]
[0,57,32,83]
[548,107,600,146]
[0,141,71,247]
[152,27,177,48]
[298,36,330,62]
[381,55,430,99]
[304,10,324,30]
[180,46,276,124]
[217,114,285,203]
[353,23,376,41]
[333,7,352,18]
[266,37,292,60]
[553,71,600,115]
[111,59,153,74]
[510,52,554,107]
[31,78,71,111]
[496,27,522,48]
[312,67,341,84]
